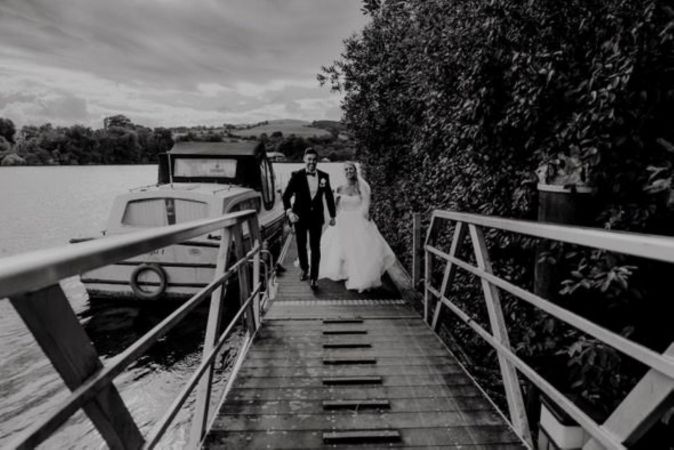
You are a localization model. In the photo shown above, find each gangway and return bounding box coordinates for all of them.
[1,209,672,449]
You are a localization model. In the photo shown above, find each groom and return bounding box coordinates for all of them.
[282,147,336,289]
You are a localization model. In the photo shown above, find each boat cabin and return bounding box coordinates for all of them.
[157,140,276,210]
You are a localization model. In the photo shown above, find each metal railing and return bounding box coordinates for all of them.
[0,209,274,449]
[423,210,674,450]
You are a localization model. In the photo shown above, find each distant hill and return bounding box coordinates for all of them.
[232,119,332,138]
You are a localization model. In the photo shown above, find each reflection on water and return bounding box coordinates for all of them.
[0,163,345,447]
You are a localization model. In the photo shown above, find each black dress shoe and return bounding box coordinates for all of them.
[310,279,318,290]
[299,270,308,281]
[276,263,287,273]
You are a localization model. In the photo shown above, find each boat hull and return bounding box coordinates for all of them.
[80,213,285,301]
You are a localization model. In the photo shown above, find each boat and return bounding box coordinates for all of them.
[76,140,286,301]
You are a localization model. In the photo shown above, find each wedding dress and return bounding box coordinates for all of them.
[319,190,396,292]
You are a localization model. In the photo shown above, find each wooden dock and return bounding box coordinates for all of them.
[205,238,526,448]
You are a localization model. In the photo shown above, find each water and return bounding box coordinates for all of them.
[0,163,349,448]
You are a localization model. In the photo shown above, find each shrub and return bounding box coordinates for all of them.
[322,0,674,417]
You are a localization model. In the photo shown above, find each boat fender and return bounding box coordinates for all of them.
[130,263,167,300]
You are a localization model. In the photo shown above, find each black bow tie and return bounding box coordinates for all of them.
[306,172,316,177]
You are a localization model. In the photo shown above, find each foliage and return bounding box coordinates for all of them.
[0,116,173,166]
[322,0,674,415]
[0,118,16,144]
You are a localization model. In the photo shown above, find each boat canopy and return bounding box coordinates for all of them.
[168,141,264,156]
[157,139,276,210]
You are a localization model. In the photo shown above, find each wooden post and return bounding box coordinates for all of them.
[469,224,532,446]
[432,222,466,330]
[423,215,437,323]
[232,224,255,333]
[189,228,232,448]
[10,285,143,450]
[252,241,261,330]
[412,212,422,288]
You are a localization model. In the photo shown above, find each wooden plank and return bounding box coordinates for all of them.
[10,285,143,450]
[322,343,371,349]
[213,409,505,431]
[245,348,451,358]
[323,358,377,365]
[189,228,232,448]
[206,426,524,448]
[324,429,401,444]
[322,376,383,386]
[469,224,531,445]
[240,355,457,368]
[322,399,391,410]
[237,373,469,389]
[322,318,363,324]
[237,362,462,378]
[227,384,483,401]
[222,396,490,415]
[251,340,447,352]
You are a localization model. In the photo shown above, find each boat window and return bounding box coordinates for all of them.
[259,157,275,210]
[174,158,237,178]
[122,199,208,226]
[229,197,261,214]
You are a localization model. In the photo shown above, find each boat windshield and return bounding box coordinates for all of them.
[174,158,237,178]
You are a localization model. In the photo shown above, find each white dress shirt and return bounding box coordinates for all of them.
[306,172,318,198]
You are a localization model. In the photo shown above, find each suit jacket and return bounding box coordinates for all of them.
[282,168,336,226]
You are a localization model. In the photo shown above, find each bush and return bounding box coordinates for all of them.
[322,0,674,418]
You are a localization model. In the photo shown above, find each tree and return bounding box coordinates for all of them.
[321,0,674,416]
[0,118,16,144]
[103,114,134,130]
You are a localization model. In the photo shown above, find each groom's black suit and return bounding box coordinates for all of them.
[282,168,336,281]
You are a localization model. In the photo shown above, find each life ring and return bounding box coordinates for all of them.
[130,263,167,300]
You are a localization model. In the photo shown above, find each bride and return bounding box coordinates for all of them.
[319,162,396,292]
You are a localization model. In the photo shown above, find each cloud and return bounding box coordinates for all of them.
[0,0,367,127]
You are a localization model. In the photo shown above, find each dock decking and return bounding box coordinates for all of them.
[206,238,526,448]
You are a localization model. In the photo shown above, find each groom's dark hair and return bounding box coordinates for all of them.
[304,147,318,157]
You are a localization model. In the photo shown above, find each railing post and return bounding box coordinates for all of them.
[252,242,261,330]
[10,284,143,449]
[412,212,422,288]
[189,228,232,448]
[432,222,466,330]
[232,223,255,333]
[423,214,437,323]
[468,224,532,446]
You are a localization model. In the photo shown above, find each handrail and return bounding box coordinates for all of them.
[432,210,674,262]
[0,209,255,299]
[424,210,674,450]
[11,244,259,449]
[2,208,273,449]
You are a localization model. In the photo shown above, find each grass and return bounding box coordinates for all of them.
[232,119,332,138]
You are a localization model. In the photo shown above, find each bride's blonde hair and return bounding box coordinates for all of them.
[344,161,370,199]
[344,161,360,195]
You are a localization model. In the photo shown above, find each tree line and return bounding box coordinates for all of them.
[0,115,173,166]
[0,115,355,166]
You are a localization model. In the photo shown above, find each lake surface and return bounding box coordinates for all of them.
[0,163,348,448]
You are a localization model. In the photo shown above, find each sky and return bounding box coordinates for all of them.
[0,0,368,129]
